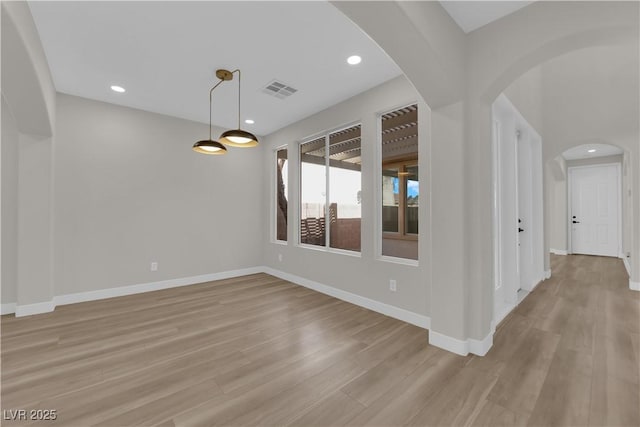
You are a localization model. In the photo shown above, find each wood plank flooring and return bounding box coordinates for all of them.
[1,255,638,426]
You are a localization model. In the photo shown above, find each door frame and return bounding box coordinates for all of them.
[515,130,521,289]
[567,163,622,257]
[492,94,544,327]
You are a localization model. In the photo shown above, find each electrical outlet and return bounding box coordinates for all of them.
[150,262,158,271]
[389,279,397,292]
[278,253,283,262]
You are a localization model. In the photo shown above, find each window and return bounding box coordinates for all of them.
[382,162,419,235]
[300,124,361,252]
[300,136,326,247]
[381,104,419,260]
[275,147,288,241]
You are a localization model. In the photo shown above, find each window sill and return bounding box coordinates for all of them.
[298,243,362,258]
[378,255,419,267]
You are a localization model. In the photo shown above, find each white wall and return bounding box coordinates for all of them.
[262,76,431,319]
[332,1,465,109]
[1,96,19,305]
[1,2,55,136]
[541,45,638,159]
[54,94,264,295]
[17,133,54,307]
[504,67,543,135]
[567,154,625,169]
[429,102,466,340]
[547,157,568,253]
[2,1,57,312]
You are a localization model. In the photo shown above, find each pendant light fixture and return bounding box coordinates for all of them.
[193,69,234,155]
[219,69,259,148]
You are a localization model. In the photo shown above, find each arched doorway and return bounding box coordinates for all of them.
[549,143,628,263]
[333,0,639,353]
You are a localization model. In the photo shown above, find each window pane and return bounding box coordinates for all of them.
[405,165,418,234]
[382,168,399,232]
[381,104,419,260]
[300,137,326,246]
[329,125,361,252]
[275,148,288,241]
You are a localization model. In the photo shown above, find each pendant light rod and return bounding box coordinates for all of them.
[231,69,241,129]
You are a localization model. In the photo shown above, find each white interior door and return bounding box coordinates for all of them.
[570,164,620,257]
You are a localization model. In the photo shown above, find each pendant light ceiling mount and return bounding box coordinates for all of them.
[216,69,234,81]
[192,68,259,155]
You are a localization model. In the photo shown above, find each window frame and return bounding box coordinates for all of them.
[298,122,362,255]
[377,101,420,265]
[273,145,289,245]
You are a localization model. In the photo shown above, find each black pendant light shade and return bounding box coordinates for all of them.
[219,129,259,147]
[193,68,258,154]
[193,139,227,155]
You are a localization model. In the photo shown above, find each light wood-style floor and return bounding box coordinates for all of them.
[1,255,638,426]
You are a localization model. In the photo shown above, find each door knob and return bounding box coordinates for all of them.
[572,220,580,224]
[518,228,524,232]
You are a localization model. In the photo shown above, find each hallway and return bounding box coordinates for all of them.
[473,254,639,426]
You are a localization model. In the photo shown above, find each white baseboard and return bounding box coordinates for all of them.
[262,267,430,329]
[9,267,263,317]
[55,267,263,306]
[623,257,631,277]
[544,270,551,280]
[428,330,469,356]
[630,280,640,292]
[1,303,17,315]
[469,331,494,356]
[15,300,55,317]
[550,249,567,255]
[428,329,494,357]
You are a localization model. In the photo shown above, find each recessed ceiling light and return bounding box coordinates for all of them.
[588,149,596,153]
[347,55,362,65]
[110,85,126,93]
[245,119,255,124]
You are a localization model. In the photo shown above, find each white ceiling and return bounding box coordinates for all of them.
[439,1,534,33]
[562,143,624,161]
[28,1,402,136]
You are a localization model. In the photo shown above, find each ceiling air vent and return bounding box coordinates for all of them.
[262,80,298,99]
